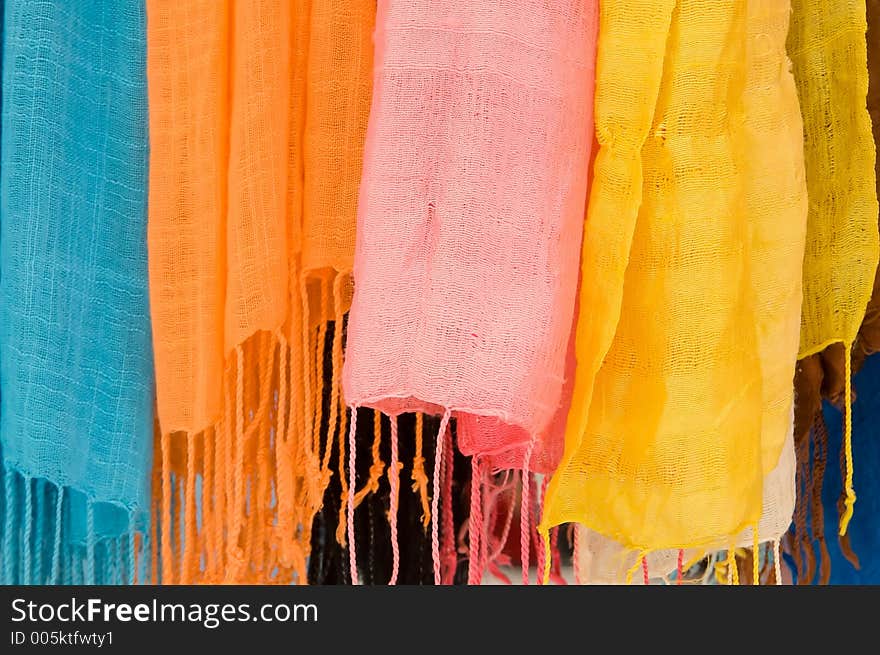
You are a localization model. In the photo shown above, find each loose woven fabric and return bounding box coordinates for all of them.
[540,0,808,556]
[787,0,879,535]
[0,0,153,584]
[342,1,596,585]
[146,0,374,584]
[865,0,880,358]
[343,0,596,472]
[788,0,880,581]
[790,0,879,361]
[576,421,796,584]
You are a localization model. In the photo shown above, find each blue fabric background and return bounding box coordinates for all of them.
[0,1,153,537]
[818,352,880,583]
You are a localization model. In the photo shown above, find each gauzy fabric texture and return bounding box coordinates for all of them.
[541,0,808,555]
[146,0,374,583]
[788,0,880,582]
[343,1,597,476]
[789,0,879,361]
[0,0,153,584]
[867,0,880,360]
[787,0,879,536]
[577,419,796,584]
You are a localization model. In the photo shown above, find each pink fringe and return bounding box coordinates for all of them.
[388,415,400,585]
[431,409,451,585]
[441,425,456,584]
[520,440,536,585]
[467,456,484,585]
[347,408,359,585]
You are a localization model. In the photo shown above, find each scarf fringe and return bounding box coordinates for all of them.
[411,413,431,529]
[788,346,861,584]
[0,465,146,585]
[152,332,305,584]
[151,270,352,584]
[344,407,455,585]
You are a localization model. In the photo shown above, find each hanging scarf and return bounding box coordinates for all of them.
[145,0,374,584]
[787,0,879,539]
[540,0,808,566]
[867,0,880,361]
[576,426,796,584]
[0,0,153,584]
[788,0,880,582]
[342,0,597,585]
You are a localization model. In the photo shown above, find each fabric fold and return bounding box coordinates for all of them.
[146,0,374,583]
[344,0,596,472]
[0,0,154,584]
[788,0,880,581]
[541,0,808,557]
[342,1,597,583]
[788,0,879,538]
[577,418,796,584]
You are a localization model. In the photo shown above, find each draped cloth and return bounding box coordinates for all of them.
[0,0,154,584]
[788,0,879,537]
[342,1,597,583]
[788,0,880,582]
[540,0,808,562]
[866,0,880,359]
[576,424,796,584]
[146,0,374,583]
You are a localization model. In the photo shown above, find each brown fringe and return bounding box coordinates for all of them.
[789,402,812,583]
[837,428,862,570]
[810,411,831,585]
[734,542,781,586]
[786,364,859,585]
[734,548,756,586]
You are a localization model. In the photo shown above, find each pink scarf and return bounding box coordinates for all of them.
[343,1,598,583]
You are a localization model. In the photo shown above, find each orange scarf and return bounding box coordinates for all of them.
[146,0,374,583]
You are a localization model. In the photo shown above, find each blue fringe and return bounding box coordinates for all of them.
[0,464,150,585]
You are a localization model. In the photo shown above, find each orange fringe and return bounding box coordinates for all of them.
[411,413,431,529]
[351,412,386,510]
[151,271,350,584]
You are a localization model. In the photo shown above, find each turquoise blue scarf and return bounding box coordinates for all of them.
[0,0,153,584]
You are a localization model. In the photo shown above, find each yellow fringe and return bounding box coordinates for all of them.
[752,525,759,586]
[625,551,648,585]
[839,342,856,536]
[729,546,739,586]
[541,529,552,585]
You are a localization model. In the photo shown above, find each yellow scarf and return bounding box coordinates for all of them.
[540,0,807,566]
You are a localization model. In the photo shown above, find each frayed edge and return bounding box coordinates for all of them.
[0,466,147,585]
